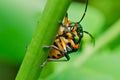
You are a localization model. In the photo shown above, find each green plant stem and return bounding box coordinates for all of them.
[15,0,72,80]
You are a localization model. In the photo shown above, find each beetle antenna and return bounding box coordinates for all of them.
[77,0,88,24]
[83,31,95,46]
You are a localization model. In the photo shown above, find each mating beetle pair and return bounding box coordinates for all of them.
[43,0,95,63]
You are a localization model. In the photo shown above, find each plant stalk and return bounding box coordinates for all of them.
[16,0,72,80]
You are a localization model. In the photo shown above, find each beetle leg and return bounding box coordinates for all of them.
[66,45,72,51]
[43,45,65,53]
[43,44,70,62]
[47,53,70,62]
[40,59,48,68]
[59,37,67,52]
[40,54,70,67]
[64,52,70,61]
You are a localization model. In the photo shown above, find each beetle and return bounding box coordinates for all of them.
[43,0,95,64]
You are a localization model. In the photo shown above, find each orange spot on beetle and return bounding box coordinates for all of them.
[74,44,79,49]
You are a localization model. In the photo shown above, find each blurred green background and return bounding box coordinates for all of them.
[0,0,120,80]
